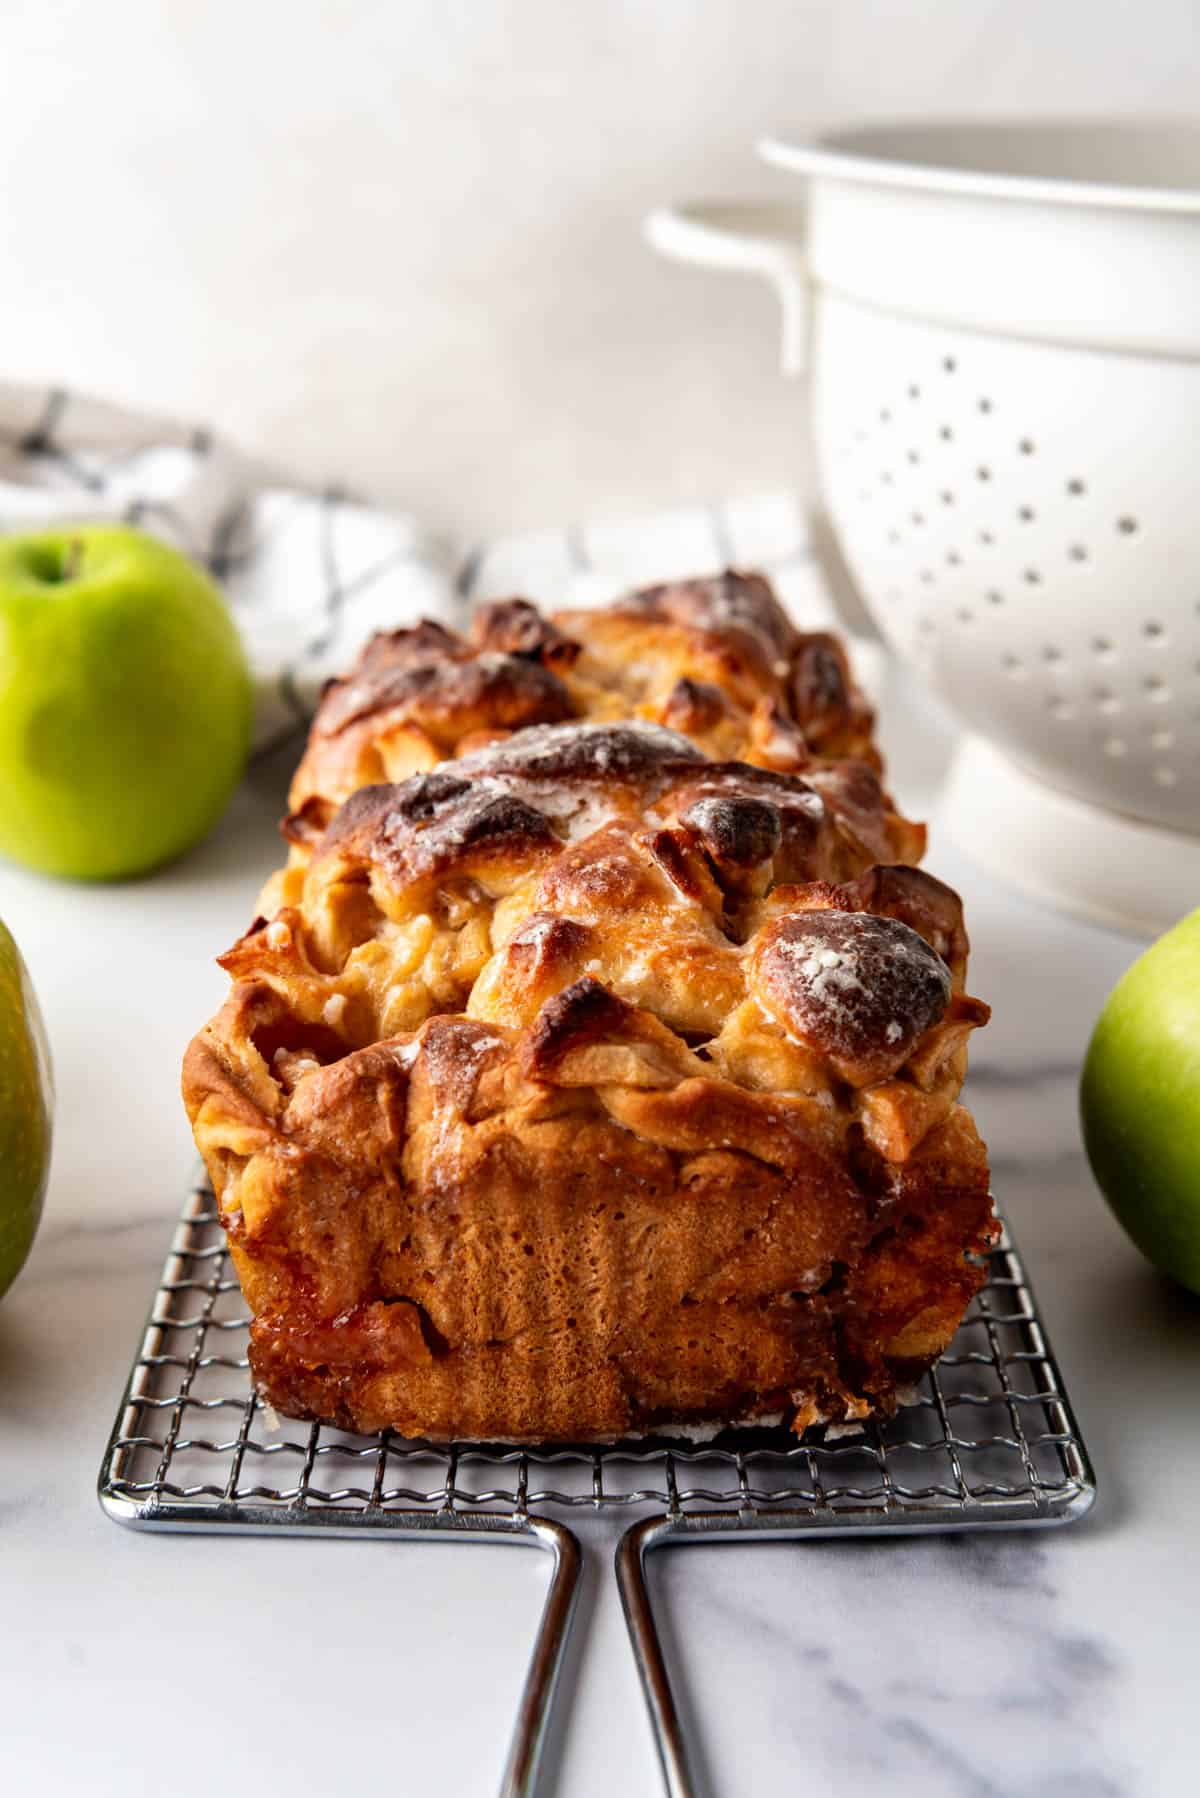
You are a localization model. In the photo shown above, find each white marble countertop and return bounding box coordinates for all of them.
[2,665,1197,1798]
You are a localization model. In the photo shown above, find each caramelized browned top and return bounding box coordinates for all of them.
[199,705,984,1182]
[613,569,799,662]
[750,911,953,1086]
[318,638,571,740]
[307,721,912,920]
[287,571,884,830]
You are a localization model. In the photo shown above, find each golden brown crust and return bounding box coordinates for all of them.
[215,722,936,1057]
[749,911,953,1087]
[287,619,576,835]
[184,985,993,1440]
[185,805,993,1439]
[288,571,890,836]
[562,570,874,757]
[183,570,993,1443]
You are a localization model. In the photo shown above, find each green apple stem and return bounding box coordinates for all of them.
[62,537,84,582]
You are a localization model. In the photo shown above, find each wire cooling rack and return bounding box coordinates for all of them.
[100,1180,1095,1798]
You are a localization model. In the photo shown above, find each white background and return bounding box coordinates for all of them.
[2,0,1198,531]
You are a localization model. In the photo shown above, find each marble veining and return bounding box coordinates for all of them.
[649,1529,1131,1798]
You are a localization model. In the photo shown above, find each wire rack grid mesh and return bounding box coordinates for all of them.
[98,1179,1095,1798]
[100,1179,1093,1528]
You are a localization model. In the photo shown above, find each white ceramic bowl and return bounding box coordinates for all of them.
[648,121,1200,934]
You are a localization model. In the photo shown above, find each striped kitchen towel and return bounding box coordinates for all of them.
[0,382,853,757]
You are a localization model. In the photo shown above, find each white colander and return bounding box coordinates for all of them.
[648,121,1200,934]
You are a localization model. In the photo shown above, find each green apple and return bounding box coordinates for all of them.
[1081,906,1200,1294]
[0,919,52,1301]
[0,525,251,879]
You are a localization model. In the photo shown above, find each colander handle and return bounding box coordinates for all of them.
[643,202,809,375]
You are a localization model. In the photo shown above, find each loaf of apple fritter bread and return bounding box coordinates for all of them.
[184,572,994,1442]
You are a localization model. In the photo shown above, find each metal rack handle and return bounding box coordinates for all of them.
[501,1517,583,1798]
[616,1516,702,1798]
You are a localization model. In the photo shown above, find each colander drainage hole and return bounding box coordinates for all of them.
[1069,545,1088,562]
[1048,697,1075,720]
[1154,767,1178,788]
[1092,636,1115,658]
[1143,621,1166,642]
[942,357,957,373]
[979,530,994,546]
[978,397,993,413]
[940,425,954,441]
[976,466,991,482]
[1144,676,1169,702]
[986,589,1004,606]
[908,384,921,400]
[1150,729,1175,750]
[1018,505,1036,522]
[1104,737,1127,758]
[940,490,955,506]
[1019,438,1035,455]
[1094,687,1120,714]
[1023,568,1042,585]
[1042,646,1062,664]
[1117,516,1138,535]
[1067,478,1087,496]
